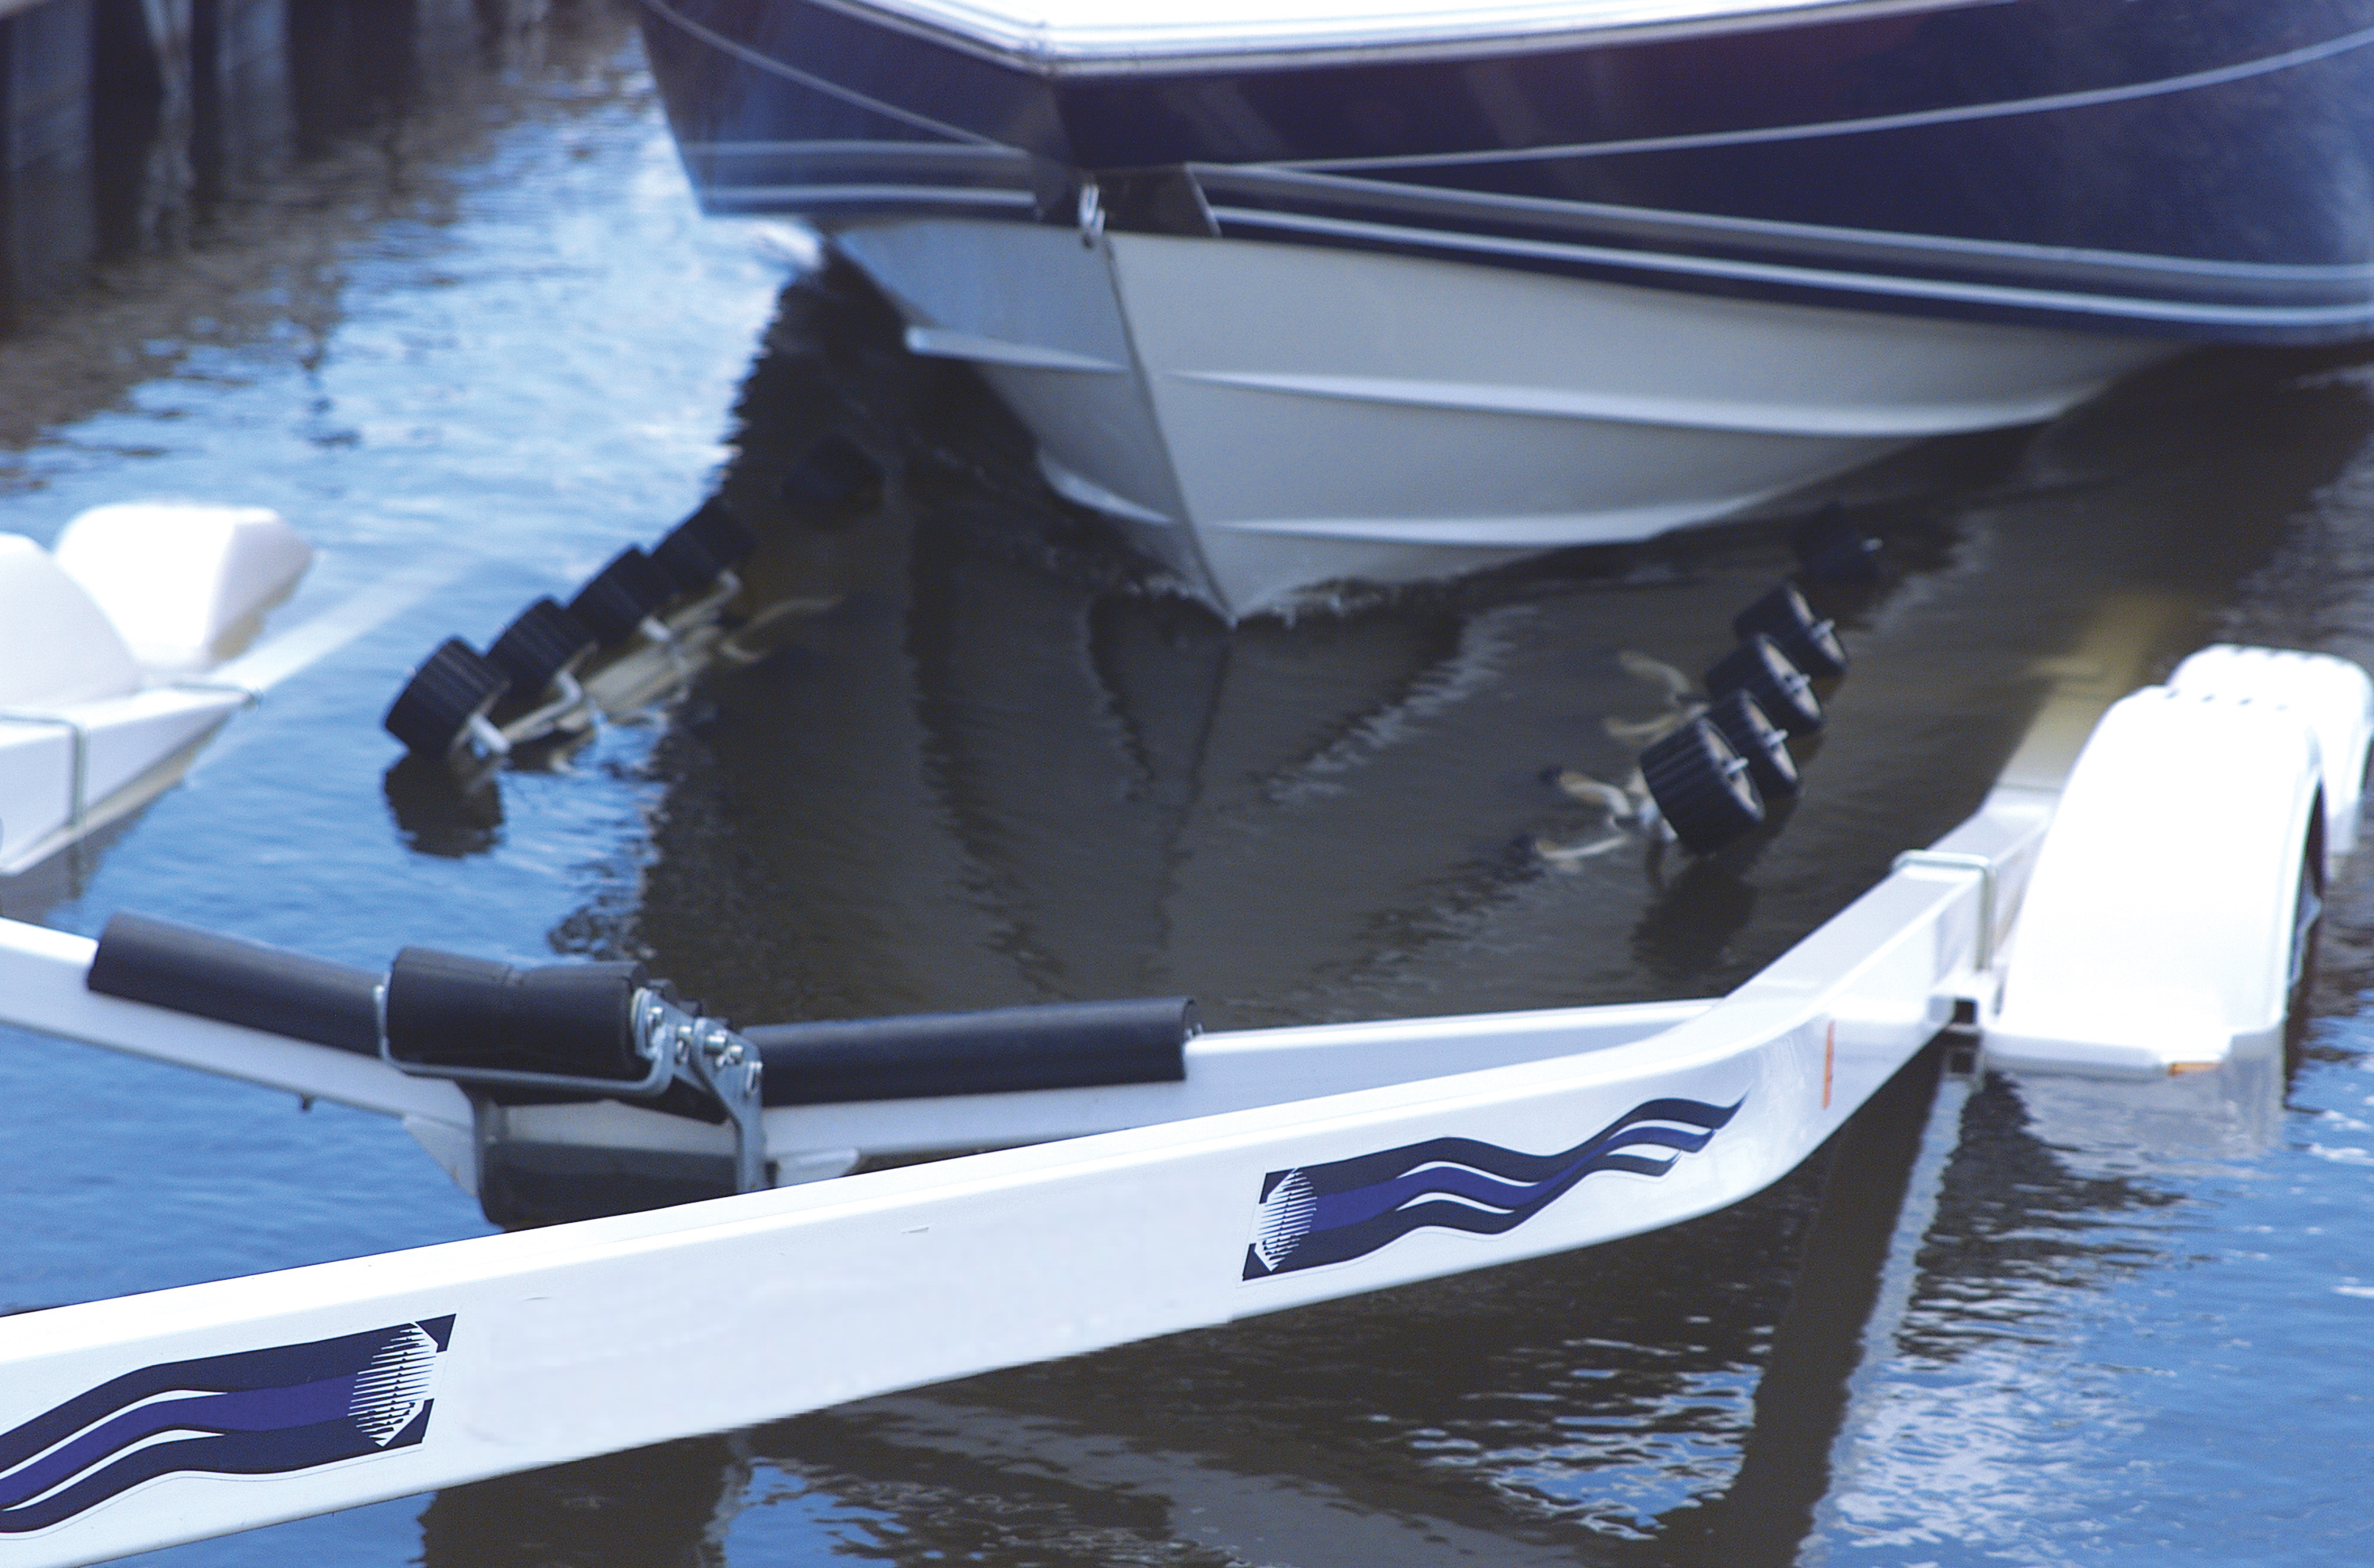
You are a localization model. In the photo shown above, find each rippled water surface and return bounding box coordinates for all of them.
[2,5,2372,1564]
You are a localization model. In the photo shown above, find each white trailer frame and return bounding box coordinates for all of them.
[0,637,2362,1566]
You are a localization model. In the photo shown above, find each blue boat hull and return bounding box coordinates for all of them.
[640,0,2374,342]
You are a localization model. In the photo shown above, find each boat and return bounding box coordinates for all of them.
[632,0,2374,617]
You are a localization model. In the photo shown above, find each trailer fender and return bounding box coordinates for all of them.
[2168,644,2374,863]
[1987,686,2325,1077]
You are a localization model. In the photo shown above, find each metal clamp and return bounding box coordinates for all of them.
[665,1004,769,1195]
[0,709,89,831]
[1892,850,1999,971]
[496,669,591,747]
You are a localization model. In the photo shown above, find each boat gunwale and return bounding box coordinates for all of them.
[641,0,2007,80]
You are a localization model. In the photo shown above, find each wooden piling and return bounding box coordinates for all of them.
[0,0,95,330]
[0,0,487,335]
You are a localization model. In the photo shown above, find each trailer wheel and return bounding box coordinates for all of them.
[1641,717,1763,854]
[1733,583,1848,679]
[384,639,511,757]
[1706,636,1823,736]
[1705,690,1800,800]
[487,597,597,697]
[569,547,674,646]
[651,497,758,593]
[2287,811,2326,1054]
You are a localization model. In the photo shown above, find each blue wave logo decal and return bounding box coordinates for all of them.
[0,1317,451,1534]
[1244,1098,1742,1278]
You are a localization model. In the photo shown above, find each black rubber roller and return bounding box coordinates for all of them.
[384,948,651,1083]
[749,997,1197,1106]
[1706,636,1823,736]
[569,547,675,645]
[779,432,882,512]
[1640,718,1763,855]
[1704,690,1800,800]
[87,912,382,1055]
[1732,583,1848,679]
[487,597,597,696]
[651,498,757,593]
[384,639,510,757]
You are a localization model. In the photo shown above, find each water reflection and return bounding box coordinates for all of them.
[1807,828,2374,1561]
[419,1434,747,1568]
[616,266,2370,1039]
[412,1161,1830,1568]
[383,750,506,857]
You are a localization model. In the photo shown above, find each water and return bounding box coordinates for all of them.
[2,4,2372,1562]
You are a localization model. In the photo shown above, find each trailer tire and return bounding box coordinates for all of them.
[1706,690,1801,800]
[1706,636,1823,736]
[1733,583,1848,679]
[1641,717,1763,854]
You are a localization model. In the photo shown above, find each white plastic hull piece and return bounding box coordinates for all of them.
[0,529,259,874]
[0,538,144,709]
[836,221,2170,617]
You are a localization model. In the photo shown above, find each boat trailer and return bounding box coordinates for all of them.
[0,636,2362,1564]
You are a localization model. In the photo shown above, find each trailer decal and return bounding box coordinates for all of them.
[0,1317,451,1533]
[1243,1097,1743,1278]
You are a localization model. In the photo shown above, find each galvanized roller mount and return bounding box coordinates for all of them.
[85,914,771,1196]
[78,912,1201,1221]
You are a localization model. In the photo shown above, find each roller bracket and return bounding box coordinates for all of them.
[380,954,770,1192]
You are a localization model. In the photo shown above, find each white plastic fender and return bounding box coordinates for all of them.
[2167,643,2374,861]
[1987,686,2326,1076]
[0,536,143,707]
[53,503,313,675]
